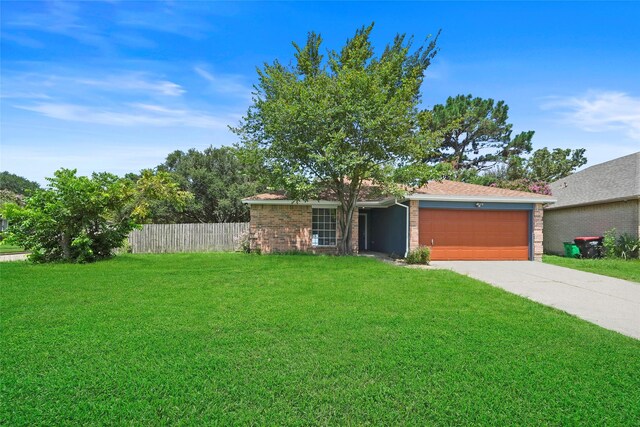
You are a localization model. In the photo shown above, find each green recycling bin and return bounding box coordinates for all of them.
[563,242,581,258]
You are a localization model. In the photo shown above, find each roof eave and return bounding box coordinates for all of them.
[544,194,640,210]
[406,194,557,204]
[242,198,400,207]
[242,199,340,206]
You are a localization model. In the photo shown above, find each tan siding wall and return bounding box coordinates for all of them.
[249,204,358,254]
[543,200,640,255]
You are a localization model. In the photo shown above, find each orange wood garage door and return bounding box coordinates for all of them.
[419,209,529,260]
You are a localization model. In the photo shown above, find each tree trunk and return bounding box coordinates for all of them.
[60,232,71,260]
[337,198,357,255]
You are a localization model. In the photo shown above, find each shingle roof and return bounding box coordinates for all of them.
[245,179,554,202]
[547,152,640,210]
[409,180,552,199]
[247,191,288,201]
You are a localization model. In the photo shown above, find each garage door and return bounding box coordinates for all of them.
[419,209,529,260]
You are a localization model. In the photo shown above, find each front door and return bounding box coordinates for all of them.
[358,213,368,251]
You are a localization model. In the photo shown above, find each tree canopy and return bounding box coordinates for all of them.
[419,95,587,193]
[2,168,191,263]
[422,94,534,175]
[233,24,440,253]
[151,146,265,223]
[0,171,40,195]
[525,147,587,182]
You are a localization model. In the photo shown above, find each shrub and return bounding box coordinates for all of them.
[1,168,190,263]
[617,234,639,260]
[603,228,617,258]
[238,231,251,253]
[406,246,430,265]
[603,228,640,260]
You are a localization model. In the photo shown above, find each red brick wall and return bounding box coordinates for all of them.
[249,204,358,254]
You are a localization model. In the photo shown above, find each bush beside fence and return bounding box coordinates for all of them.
[128,223,249,253]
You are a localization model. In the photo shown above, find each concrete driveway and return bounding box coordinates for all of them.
[432,261,640,340]
[0,253,28,262]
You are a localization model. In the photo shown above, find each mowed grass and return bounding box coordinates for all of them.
[2,254,639,425]
[0,244,25,254]
[544,254,640,283]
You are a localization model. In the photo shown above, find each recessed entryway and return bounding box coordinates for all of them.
[358,212,368,251]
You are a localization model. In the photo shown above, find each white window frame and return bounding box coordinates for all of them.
[312,207,337,247]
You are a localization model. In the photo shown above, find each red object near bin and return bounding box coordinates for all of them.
[574,236,602,242]
[573,236,604,258]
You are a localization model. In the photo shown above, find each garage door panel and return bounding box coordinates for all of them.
[419,209,529,261]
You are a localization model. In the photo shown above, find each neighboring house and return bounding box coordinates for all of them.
[243,180,555,261]
[544,152,640,255]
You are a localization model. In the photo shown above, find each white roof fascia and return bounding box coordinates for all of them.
[406,194,557,204]
[244,195,556,206]
[243,198,399,208]
[242,199,340,206]
[356,198,398,208]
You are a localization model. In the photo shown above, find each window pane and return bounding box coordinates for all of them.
[312,208,337,247]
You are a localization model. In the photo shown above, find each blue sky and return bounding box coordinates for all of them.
[1,1,639,184]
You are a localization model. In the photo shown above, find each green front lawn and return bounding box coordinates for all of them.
[2,254,639,425]
[0,244,25,254]
[544,255,640,283]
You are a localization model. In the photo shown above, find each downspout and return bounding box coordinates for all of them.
[395,199,409,258]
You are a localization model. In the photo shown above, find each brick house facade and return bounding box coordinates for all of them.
[244,180,553,261]
[249,204,358,254]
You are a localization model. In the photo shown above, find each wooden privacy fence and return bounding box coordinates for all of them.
[128,223,249,253]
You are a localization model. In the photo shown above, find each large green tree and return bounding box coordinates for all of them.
[459,147,587,195]
[422,94,534,174]
[233,24,440,254]
[525,147,587,182]
[0,171,40,195]
[2,168,191,263]
[152,146,264,223]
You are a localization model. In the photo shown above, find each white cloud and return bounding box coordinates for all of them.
[4,1,113,50]
[76,74,185,96]
[16,102,234,130]
[3,67,248,132]
[542,91,640,140]
[194,66,252,98]
[1,70,185,99]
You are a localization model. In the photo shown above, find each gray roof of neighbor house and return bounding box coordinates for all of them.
[547,152,640,210]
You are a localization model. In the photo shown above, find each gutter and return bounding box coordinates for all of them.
[394,199,409,258]
[244,195,556,206]
[406,194,556,204]
[544,194,640,210]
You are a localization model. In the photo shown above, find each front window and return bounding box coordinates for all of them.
[312,208,337,247]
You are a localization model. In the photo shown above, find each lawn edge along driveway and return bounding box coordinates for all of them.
[432,260,640,340]
[543,255,640,283]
